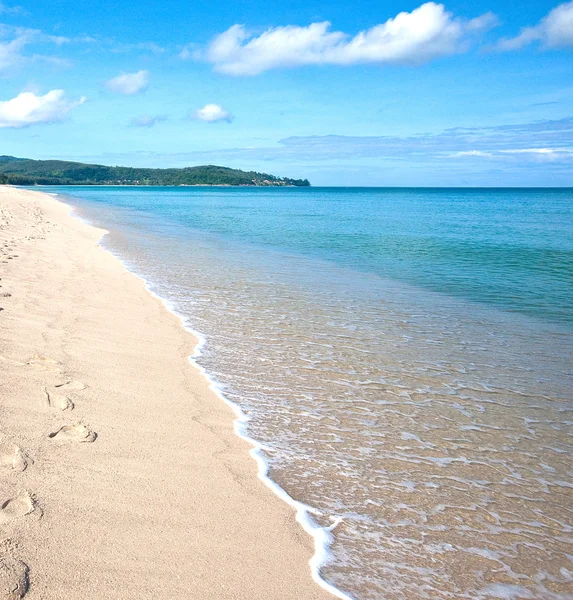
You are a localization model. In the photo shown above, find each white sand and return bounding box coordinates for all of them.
[0,186,334,599]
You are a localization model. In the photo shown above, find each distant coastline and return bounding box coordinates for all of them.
[14,183,306,188]
[0,155,311,187]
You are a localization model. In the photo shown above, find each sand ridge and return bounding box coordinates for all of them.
[0,186,334,599]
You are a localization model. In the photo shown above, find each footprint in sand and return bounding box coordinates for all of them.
[48,424,96,443]
[0,494,34,525]
[43,389,74,412]
[0,557,28,599]
[54,380,86,392]
[0,444,29,474]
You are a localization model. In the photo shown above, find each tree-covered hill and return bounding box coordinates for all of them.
[0,156,310,187]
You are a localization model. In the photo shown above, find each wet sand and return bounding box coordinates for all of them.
[0,186,333,599]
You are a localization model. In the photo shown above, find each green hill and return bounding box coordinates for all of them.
[0,156,310,187]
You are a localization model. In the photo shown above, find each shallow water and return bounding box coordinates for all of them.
[40,186,573,599]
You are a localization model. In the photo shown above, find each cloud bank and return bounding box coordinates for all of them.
[62,114,573,186]
[105,70,150,95]
[497,1,573,50]
[97,116,572,167]
[203,2,497,75]
[0,89,86,128]
[193,103,232,122]
[270,117,573,161]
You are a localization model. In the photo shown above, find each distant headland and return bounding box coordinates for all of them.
[0,156,310,187]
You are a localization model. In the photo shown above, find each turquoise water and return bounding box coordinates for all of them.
[44,186,573,325]
[38,186,573,600]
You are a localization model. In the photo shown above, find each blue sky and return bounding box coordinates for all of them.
[0,0,572,185]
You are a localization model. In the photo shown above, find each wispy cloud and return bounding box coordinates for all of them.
[0,27,32,72]
[111,41,165,54]
[105,70,150,95]
[0,2,24,16]
[64,116,573,176]
[453,150,493,157]
[200,2,497,75]
[452,148,573,163]
[0,89,86,128]
[0,25,75,73]
[178,43,199,60]
[500,147,573,157]
[270,118,573,161]
[55,34,165,54]
[530,100,560,107]
[496,1,573,50]
[129,114,167,128]
[193,103,233,123]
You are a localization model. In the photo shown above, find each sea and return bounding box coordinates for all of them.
[37,186,573,600]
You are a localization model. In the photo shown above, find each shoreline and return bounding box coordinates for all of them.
[139,282,350,600]
[68,199,352,600]
[0,186,338,599]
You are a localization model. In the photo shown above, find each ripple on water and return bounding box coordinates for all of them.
[124,246,572,600]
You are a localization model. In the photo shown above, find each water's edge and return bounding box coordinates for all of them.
[54,191,354,600]
[39,185,572,600]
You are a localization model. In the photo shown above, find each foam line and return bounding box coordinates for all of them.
[58,195,355,600]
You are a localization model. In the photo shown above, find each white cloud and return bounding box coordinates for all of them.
[453,150,493,157]
[0,89,86,128]
[193,103,233,123]
[500,147,573,155]
[496,1,573,50]
[105,70,150,95]
[129,114,167,127]
[203,2,497,75]
[452,147,573,161]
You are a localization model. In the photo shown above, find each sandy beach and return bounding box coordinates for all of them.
[0,186,333,599]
